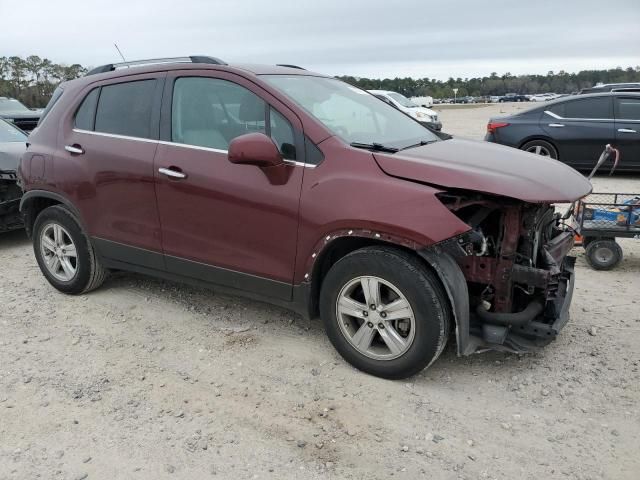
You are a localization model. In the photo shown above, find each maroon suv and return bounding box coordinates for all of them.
[19,56,591,379]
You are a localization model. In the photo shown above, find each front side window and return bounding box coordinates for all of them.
[263,76,439,148]
[615,97,640,120]
[94,80,156,139]
[172,77,266,151]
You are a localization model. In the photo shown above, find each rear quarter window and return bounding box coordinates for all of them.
[94,80,156,139]
[37,87,64,126]
[74,88,100,130]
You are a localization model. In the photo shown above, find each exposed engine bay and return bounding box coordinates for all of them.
[437,192,575,353]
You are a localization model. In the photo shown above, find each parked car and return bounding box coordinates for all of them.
[368,90,442,130]
[489,96,502,103]
[454,96,475,104]
[410,95,433,108]
[0,118,26,233]
[485,92,640,171]
[20,56,591,379]
[0,97,42,132]
[499,93,529,102]
[579,83,640,94]
[529,93,555,102]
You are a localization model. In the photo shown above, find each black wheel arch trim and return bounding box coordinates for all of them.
[19,190,87,237]
[417,247,476,356]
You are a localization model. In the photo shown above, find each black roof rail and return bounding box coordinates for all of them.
[85,55,227,76]
[276,64,306,70]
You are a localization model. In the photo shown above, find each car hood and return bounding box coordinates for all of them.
[0,141,26,171]
[373,138,592,203]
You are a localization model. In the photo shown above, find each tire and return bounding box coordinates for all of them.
[585,239,622,270]
[319,246,450,379]
[521,139,558,159]
[33,205,108,294]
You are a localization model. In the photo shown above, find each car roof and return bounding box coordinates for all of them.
[536,91,640,108]
[64,57,328,88]
[367,90,393,95]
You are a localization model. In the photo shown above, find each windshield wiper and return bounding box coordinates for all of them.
[399,140,438,151]
[350,142,399,153]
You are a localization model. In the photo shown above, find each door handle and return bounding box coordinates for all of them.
[64,144,84,154]
[158,167,187,179]
[548,123,565,128]
[618,128,637,133]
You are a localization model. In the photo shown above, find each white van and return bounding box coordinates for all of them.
[368,90,442,130]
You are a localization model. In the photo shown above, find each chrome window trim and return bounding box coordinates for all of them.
[71,129,316,167]
[157,140,228,154]
[543,110,614,122]
[72,128,158,143]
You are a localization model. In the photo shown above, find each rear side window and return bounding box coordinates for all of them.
[94,80,156,139]
[37,87,64,126]
[615,97,640,120]
[75,88,99,130]
[560,97,612,119]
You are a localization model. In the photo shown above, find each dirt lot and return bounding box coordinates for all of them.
[1,103,639,480]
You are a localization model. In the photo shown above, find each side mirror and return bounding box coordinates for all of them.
[228,132,283,168]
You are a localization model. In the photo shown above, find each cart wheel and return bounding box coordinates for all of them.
[585,239,623,270]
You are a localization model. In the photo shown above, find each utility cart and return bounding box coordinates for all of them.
[574,192,640,270]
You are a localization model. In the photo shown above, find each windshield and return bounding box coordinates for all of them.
[0,119,27,142]
[262,76,439,148]
[387,92,417,108]
[0,98,31,113]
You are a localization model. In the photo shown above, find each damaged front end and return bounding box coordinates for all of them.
[0,170,23,233]
[434,192,575,355]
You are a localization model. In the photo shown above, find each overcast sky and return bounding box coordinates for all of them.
[1,0,639,79]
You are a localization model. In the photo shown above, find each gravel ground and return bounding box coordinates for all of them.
[1,103,639,480]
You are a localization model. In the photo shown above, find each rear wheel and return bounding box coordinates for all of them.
[521,139,558,160]
[585,239,622,270]
[33,205,108,294]
[320,247,450,379]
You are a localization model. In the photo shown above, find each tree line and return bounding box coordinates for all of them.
[1,55,639,108]
[337,66,640,99]
[0,56,87,108]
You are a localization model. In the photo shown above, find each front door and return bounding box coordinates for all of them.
[614,95,640,169]
[153,71,305,300]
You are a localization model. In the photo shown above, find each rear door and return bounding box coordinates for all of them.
[61,73,165,269]
[541,96,615,169]
[614,95,640,169]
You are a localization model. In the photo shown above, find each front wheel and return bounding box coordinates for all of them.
[33,205,108,294]
[320,247,450,379]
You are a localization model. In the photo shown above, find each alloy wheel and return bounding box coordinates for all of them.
[40,223,78,282]
[526,144,552,156]
[336,276,416,360]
